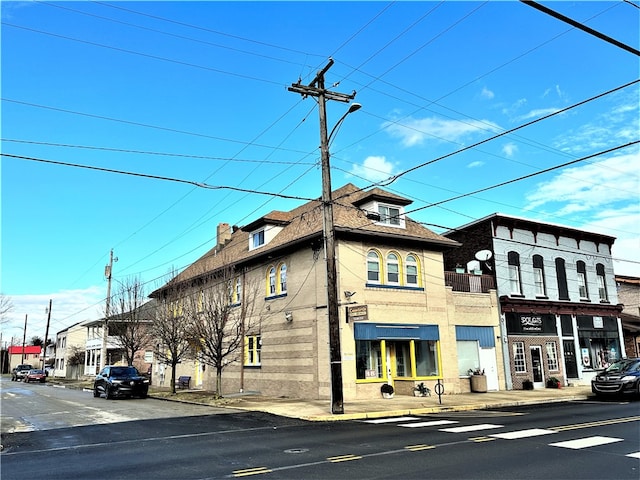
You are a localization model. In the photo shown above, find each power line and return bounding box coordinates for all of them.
[521,1,640,56]
[2,153,316,201]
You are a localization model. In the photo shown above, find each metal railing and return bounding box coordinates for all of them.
[444,272,495,293]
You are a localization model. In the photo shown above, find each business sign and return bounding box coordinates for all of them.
[347,305,368,322]
[520,315,543,332]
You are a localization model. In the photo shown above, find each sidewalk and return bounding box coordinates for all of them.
[151,385,594,422]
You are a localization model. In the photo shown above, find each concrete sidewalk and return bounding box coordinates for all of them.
[196,385,594,421]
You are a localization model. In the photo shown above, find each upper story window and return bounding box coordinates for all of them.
[367,250,381,283]
[251,229,265,250]
[507,251,522,295]
[386,252,400,284]
[279,263,287,294]
[406,254,418,286]
[532,254,547,297]
[596,263,608,301]
[378,204,402,226]
[235,277,242,304]
[245,335,261,367]
[266,263,287,298]
[577,261,589,299]
[555,258,570,300]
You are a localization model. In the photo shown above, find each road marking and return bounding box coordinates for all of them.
[232,467,272,477]
[327,454,362,463]
[549,436,624,450]
[626,452,640,459]
[490,429,557,439]
[399,420,458,428]
[362,416,420,424]
[439,423,503,433]
[405,444,436,451]
[549,416,640,432]
[470,436,497,443]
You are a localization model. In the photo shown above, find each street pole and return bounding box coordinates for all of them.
[101,249,116,370]
[42,299,52,370]
[289,58,356,414]
[21,314,27,364]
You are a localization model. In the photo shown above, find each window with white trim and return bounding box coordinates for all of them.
[367,251,381,283]
[533,254,546,297]
[378,204,401,226]
[279,263,287,294]
[513,342,526,373]
[268,267,276,296]
[546,342,559,371]
[577,261,589,299]
[245,335,261,366]
[508,251,522,295]
[405,254,418,286]
[596,263,608,301]
[251,229,265,250]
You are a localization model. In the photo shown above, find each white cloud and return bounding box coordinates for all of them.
[502,142,518,158]
[1,286,105,345]
[385,117,501,147]
[480,87,494,100]
[467,161,484,168]
[515,107,562,122]
[349,155,396,182]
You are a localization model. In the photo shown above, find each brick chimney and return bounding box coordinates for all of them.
[216,222,232,250]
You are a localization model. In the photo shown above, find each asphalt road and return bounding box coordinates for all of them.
[2,377,639,480]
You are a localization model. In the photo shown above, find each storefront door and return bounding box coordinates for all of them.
[530,346,544,388]
[563,340,578,378]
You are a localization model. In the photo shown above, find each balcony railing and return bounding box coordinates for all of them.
[445,272,495,293]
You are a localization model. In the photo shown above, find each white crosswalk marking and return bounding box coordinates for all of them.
[362,417,421,424]
[549,436,624,449]
[439,424,503,433]
[399,420,458,428]
[626,452,640,459]
[491,429,557,439]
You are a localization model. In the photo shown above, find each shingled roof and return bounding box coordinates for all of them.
[155,183,458,293]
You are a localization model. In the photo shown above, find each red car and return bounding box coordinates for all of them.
[24,369,46,383]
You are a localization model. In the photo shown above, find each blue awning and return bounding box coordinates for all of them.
[455,326,496,348]
[354,323,439,341]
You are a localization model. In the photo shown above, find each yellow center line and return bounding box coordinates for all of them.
[405,444,436,451]
[327,454,362,463]
[549,416,640,432]
[470,436,496,442]
[232,467,272,477]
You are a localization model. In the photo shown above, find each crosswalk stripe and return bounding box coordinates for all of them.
[626,452,640,459]
[439,424,503,433]
[549,436,624,449]
[362,417,420,424]
[399,420,458,428]
[490,429,557,439]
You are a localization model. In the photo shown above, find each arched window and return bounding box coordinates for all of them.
[268,267,276,296]
[235,277,242,303]
[596,263,608,301]
[507,251,522,295]
[278,263,287,294]
[367,250,381,283]
[577,260,589,299]
[405,254,419,286]
[386,252,400,284]
[532,255,546,297]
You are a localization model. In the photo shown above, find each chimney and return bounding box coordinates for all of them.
[216,223,232,250]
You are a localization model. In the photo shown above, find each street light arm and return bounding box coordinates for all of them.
[328,103,362,144]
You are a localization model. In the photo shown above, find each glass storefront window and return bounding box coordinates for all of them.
[578,336,620,370]
[415,340,438,377]
[356,340,382,379]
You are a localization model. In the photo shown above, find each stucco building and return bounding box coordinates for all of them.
[152,184,504,400]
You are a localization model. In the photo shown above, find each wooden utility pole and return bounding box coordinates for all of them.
[101,249,117,370]
[289,58,356,414]
[21,314,27,364]
[42,299,52,370]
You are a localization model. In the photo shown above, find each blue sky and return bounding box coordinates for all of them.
[2,1,639,343]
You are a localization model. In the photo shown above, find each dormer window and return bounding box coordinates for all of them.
[378,204,401,226]
[251,229,265,250]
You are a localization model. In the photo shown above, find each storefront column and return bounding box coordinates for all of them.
[571,315,583,380]
[555,314,567,386]
[617,316,627,358]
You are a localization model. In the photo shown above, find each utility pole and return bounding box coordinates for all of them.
[101,249,117,370]
[21,314,28,364]
[42,299,52,370]
[289,58,356,414]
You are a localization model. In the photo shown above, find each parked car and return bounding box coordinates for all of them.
[11,364,34,381]
[24,369,46,383]
[93,365,149,399]
[591,358,640,398]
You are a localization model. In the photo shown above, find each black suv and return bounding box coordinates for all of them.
[591,358,640,398]
[11,364,34,381]
[93,365,149,399]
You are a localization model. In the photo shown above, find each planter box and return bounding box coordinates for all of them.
[470,375,487,393]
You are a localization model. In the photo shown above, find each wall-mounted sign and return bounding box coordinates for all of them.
[593,316,603,328]
[347,304,368,322]
[520,315,543,332]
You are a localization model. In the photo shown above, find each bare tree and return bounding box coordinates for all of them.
[151,270,195,394]
[67,346,86,380]
[0,293,13,325]
[108,276,153,367]
[185,265,260,396]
